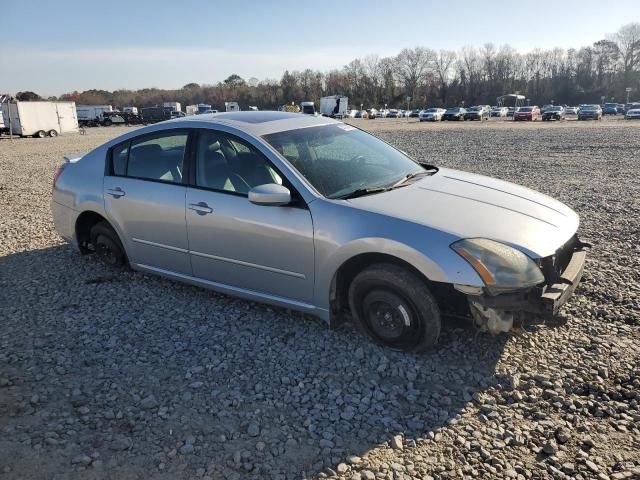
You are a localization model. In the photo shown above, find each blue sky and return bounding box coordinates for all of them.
[4,0,639,95]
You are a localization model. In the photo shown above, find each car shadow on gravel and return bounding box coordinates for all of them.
[1,245,511,479]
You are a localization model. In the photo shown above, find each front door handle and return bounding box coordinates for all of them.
[106,187,125,198]
[188,202,213,215]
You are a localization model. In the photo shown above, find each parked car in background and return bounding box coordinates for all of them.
[491,106,508,117]
[541,104,554,113]
[345,109,358,118]
[442,107,466,121]
[386,109,401,118]
[409,109,421,118]
[625,106,640,120]
[202,110,219,114]
[513,106,540,121]
[377,110,388,118]
[542,106,565,121]
[506,107,517,117]
[578,105,602,120]
[464,106,489,121]
[366,109,378,119]
[564,106,579,116]
[624,103,640,113]
[602,103,619,115]
[419,108,446,122]
[51,111,587,351]
[170,111,186,119]
[616,104,625,114]
[300,102,316,115]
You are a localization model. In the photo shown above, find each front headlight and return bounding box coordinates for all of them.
[451,238,545,294]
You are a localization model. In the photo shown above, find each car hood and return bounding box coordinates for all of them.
[346,168,579,258]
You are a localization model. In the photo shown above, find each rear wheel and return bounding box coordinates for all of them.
[35,130,46,138]
[89,221,127,268]
[103,119,113,126]
[348,264,441,352]
[48,129,58,137]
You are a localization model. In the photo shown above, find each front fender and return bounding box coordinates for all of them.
[310,199,484,312]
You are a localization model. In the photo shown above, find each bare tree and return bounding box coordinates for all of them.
[609,23,640,86]
[395,47,435,101]
[433,50,456,105]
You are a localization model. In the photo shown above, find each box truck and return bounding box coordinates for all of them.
[1,101,79,137]
[76,105,113,126]
[225,101,240,112]
[140,106,173,123]
[320,95,348,118]
[162,102,181,112]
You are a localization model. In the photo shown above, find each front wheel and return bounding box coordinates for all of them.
[348,264,441,352]
[35,130,46,138]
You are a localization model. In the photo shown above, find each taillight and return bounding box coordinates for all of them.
[52,166,64,193]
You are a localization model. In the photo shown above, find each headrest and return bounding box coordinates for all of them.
[131,143,162,159]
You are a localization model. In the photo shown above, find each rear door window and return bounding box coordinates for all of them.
[109,130,189,183]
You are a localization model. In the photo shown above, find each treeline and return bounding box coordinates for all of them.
[20,22,640,109]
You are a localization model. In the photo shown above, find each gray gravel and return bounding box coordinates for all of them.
[1,120,639,480]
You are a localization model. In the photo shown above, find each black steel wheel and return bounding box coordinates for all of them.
[89,221,127,268]
[48,129,58,137]
[35,130,46,138]
[348,263,441,352]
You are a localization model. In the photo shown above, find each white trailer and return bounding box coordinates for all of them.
[320,95,348,118]
[1,101,79,138]
[163,102,182,112]
[225,101,240,112]
[122,106,138,115]
[185,105,199,115]
[76,105,113,125]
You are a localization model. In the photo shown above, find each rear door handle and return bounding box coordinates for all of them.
[106,187,125,198]
[188,202,213,215]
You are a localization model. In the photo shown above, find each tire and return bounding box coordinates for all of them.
[48,129,58,137]
[89,221,127,268]
[103,119,113,127]
[348,263,441,352]
[35,130,46,138]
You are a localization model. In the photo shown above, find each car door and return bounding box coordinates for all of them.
[185,129,315,303]
[103,129,192,275]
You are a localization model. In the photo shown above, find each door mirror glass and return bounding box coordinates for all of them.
[248,184,291,206]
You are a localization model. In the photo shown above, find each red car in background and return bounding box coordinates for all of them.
[513,106,541,121]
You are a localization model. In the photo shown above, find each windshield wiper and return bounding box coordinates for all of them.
[391,164,439,188]
[332,187,389,200]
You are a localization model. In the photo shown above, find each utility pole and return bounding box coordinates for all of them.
[626,87,632,104]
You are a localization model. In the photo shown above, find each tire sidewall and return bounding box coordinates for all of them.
[89,222,127,268]
[348,264,441,352]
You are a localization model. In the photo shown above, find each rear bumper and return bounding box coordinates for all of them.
[469,249,586,317]
[51,200,78,246]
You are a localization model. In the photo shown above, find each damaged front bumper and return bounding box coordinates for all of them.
[457,238,587,333]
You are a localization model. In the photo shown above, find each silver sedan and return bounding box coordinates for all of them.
[52,111,587,351]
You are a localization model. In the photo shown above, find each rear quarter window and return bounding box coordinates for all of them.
[111,143,128,176]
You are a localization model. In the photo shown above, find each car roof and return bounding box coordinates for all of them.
[167,111,338,136]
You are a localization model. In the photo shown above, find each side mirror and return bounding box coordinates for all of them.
[248,183,291,206]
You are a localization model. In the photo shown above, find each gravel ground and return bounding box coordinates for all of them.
[1,119,639,480]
